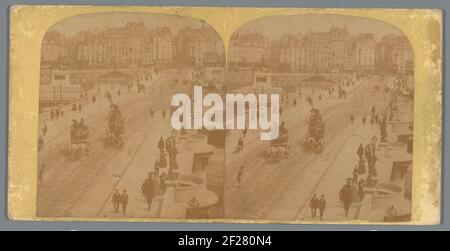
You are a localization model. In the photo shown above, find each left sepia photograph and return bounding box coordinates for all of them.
[36,12,226,219]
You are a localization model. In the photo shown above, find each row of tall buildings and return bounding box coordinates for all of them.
[42,23,413,74]
[228,26,413,74]
[41,21,225,69]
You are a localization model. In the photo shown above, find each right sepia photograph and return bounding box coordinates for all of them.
[224,14,414,223]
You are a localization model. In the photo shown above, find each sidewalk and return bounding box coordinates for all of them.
[296,120,377,221]
[97,127,224,219]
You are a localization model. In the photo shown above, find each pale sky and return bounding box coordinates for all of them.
[235,14,405,41]
[48,12,405,42]
[48,12,208,37]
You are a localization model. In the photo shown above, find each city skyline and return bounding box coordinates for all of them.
[235,14,405,41]
[48,12,209,37]
[43,20,412,74]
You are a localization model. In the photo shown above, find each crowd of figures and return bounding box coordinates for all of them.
[49,107,65,120]
[140,134,179,213]
[338,101,392,218]
[309,194,327,220]
[307,114,380,219]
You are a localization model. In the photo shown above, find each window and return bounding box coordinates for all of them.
[54,75,66,80]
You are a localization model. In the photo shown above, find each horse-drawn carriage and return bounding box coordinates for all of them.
[304,108,324,153]
[106,104,124,148]
[268,122,289,163]
[70,119,89,160]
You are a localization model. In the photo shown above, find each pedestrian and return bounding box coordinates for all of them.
[342,180,352,217]
[55,109,59,119]
[158,137,165,153]
[357,143,364,160]
[112,189,121,213]
[38,164,45,184]
[358,179,366,202]
[365,141,377,177]
[141,176,154,210]
[309,194,319,218]
[60,110,64,117]
[42,123,47,137]
[237,165,244,186]
[339,185,345,208]
[362,116,367,128]
[38,135,44,151]
[319,194,326,220]
[307,96,313,105]
[353,165,359,184]
[120,189,128,215]
[154,158,160,177]
[50,109,54,120]
[237,137,244,152]
[350,114,354,124]
[159,151,167,168]
[243,126,247,138]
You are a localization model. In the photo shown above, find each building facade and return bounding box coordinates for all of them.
[228,26,413,74]
[176,26,224,67]
[228,33,271,68]
[41,30,66,65]
[355,33,376,71]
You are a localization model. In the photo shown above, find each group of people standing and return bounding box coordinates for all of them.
[309,194,327,220]
[71,103,83,113]
[157,135,178,170]
[39,107,64,151]
[112,189,129,215]
[50,108,64,120]
[140,134,179,211]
